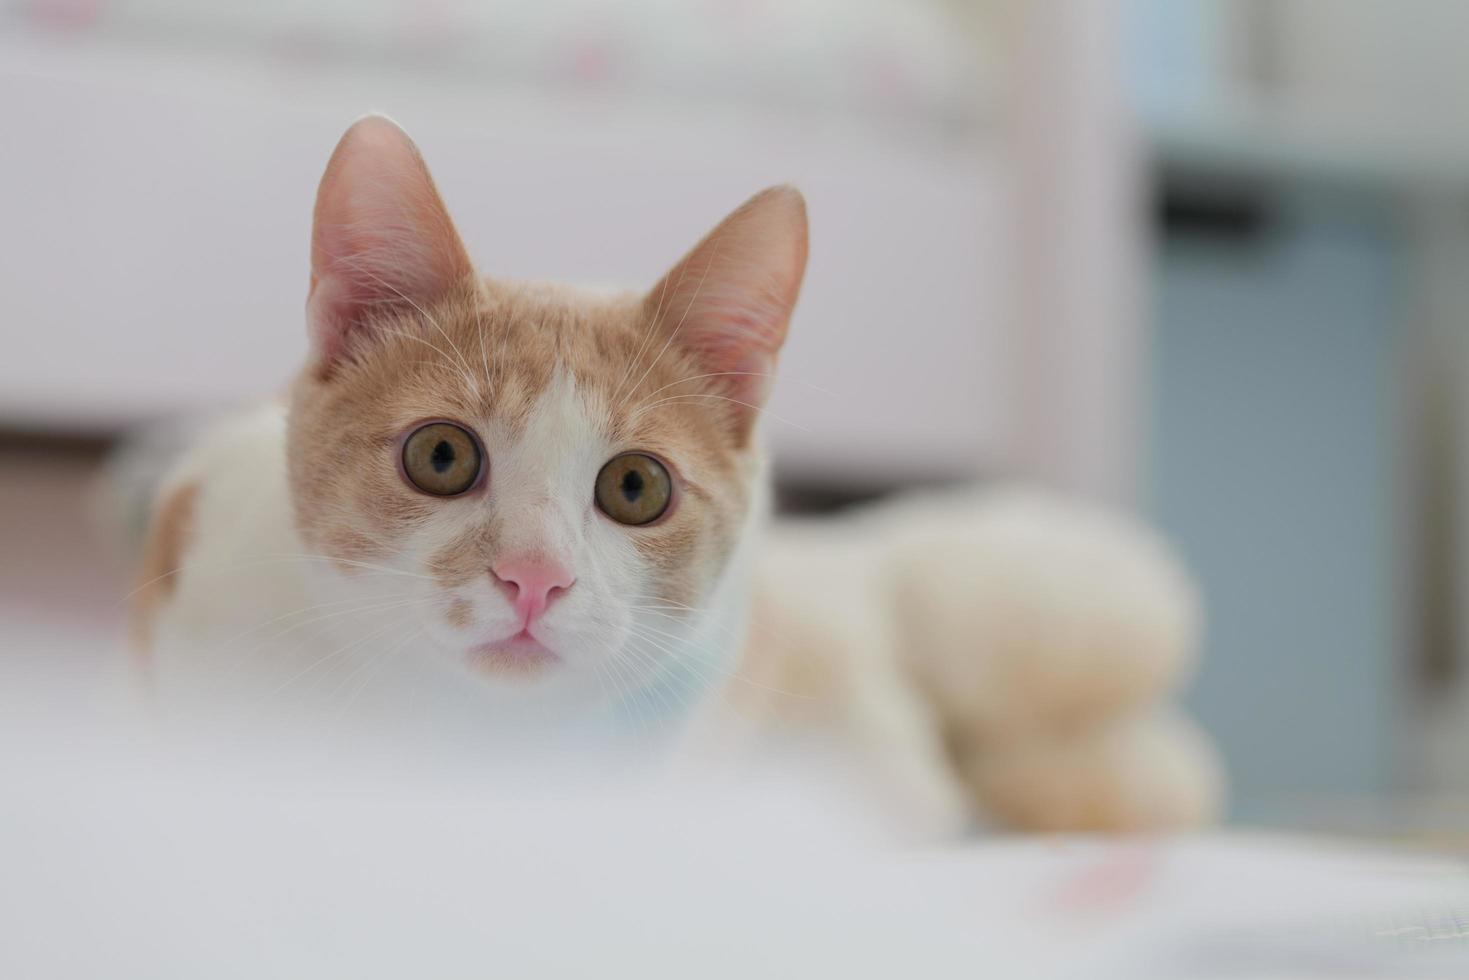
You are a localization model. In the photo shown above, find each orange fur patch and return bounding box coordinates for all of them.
[132,480,200,654]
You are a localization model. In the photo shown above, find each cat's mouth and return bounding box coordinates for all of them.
[468,630,560,675]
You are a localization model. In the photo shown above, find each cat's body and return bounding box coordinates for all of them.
[735,491,1224,834]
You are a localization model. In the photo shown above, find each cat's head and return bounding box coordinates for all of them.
[286,116,806,698]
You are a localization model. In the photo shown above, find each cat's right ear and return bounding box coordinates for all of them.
[306,115,473,373]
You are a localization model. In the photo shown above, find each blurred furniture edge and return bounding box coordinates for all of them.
[1132,0,1469,806]
[0,1,1149,504]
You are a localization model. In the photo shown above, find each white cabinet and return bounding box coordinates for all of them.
[0,34,1010,486]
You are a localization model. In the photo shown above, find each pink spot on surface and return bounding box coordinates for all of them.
[568,38,617,85]
[24,0,104,31]
[1046,843,1162,918]
[864,50,914,104]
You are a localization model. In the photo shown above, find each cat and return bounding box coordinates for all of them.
[133,115,806,744]
[132,116,1220,832]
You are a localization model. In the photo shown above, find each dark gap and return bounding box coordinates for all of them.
[0,427,118,459]
[774,474,973,516]
[1155,174,1277,245]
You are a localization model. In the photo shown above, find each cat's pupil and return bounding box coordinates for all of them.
[430,440,455,473]
[620,469,644,502]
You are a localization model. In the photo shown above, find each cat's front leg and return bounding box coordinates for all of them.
[841,644,975,840]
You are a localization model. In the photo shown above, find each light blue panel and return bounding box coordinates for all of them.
[1124,0,1227,119]
[1148,196,1401,817]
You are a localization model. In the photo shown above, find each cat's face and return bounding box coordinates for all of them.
[286,117,806,697]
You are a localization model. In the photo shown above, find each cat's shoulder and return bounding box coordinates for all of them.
[132,402,296,647]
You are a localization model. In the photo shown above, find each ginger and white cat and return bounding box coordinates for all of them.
[136,115,801,741]
[135,116,1220,830]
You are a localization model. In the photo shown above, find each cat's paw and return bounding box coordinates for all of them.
[955,710,1224,833]
[884,489,1200,738]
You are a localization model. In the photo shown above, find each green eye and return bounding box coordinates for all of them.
[401,422,482,496]
[595,453,672,526]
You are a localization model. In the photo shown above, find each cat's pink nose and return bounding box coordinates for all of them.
[491,557,575,626]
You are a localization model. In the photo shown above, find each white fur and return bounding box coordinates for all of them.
[147,385,758,748]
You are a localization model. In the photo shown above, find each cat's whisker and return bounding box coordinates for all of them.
[624,607,706,624]
[374,327,483,396]
[583,602,760,692]
[594,598,745,650]
[258,611,419,704]
[593,655,636,723]
[323,248,483,399]
[612,622,772,729]
[335,526,457,575]
[623,616,718,652]
[609,258,681,407]
[618,232,727,409]
[628,628,763,728]
[596,659,639,724]
[613,646,676,727]
[266,552,437,580]
[630,393,808,431]
[583,608,674,729]
[614,592,717,612]
[624,621,809,701]
[633,370,836,405]
[616,591,703,603]
[327,622,424,723]
[624,603,739,644]
[220,602,428,693]
[475,297,495,407]
[618,641,695,727]
[495,310,509,395]
[589,656,613,715]
[216,550,431,580]
[319,620,410,702]
[634,607,743,642]
[221,595,433,682]
[602,642,659,732]
[119,553,432,609]
[622,603,742,639]
[218,589,424,650]
[632,646,696,734]
[220,605,390,714]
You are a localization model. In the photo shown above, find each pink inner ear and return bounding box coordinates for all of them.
[306,116,472,370]
[644,186,808,417]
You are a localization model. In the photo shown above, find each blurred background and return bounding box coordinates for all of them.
[2,0,1467,833]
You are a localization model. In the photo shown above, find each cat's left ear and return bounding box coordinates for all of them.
[642,186,808,438]
[306,115,474,373]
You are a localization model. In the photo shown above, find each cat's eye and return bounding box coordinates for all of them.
[595,453,673,526]
[401,422,483,496]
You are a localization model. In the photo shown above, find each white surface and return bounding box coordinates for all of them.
[0,596,1467,979]
[3,708,1469,977]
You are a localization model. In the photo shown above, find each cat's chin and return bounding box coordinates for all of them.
[466,633,561,679]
